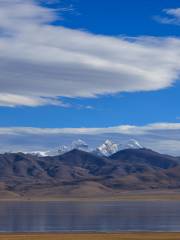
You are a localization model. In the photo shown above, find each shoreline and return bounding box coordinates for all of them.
[1,192,180,201]
[1,232,180,240]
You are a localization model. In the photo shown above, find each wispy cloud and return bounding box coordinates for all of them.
[155,8,180,25]
[1,122,180,135]
[0,1,180,106]
[1,123,180,155]
[0,94,68,107]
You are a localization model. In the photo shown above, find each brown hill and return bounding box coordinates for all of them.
[0,148,180,198]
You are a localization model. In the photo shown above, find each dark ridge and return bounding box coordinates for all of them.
[110,148,178,169]
[0,148,180,197]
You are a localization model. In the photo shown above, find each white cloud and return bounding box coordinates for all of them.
[1,123,180,155]
[0,1,180,106]
[1,122,180,135]
[155,8,180,25]
[0,93,67,107]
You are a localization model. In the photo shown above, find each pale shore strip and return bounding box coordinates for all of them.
[1,194,180,202]
[1,233,180,240]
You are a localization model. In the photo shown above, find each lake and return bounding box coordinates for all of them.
[0,201,180,232]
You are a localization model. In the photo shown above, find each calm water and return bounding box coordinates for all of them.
[0,201,180,232]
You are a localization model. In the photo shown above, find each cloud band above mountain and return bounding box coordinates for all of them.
[1,123,180,156]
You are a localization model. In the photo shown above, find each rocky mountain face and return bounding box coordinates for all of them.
[0,147,180,198]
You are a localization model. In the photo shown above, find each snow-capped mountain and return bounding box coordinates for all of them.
[34,139,89,156]
[26,151,48,157]
[25,139,143,157]
[94,139,143,156]
[58,145,69,155]
[126,139,143,149]
[29,148,63,157]
[71,139,89,151]
[119,139,143,151]
[57,139,89,155]
[94,139,119,156]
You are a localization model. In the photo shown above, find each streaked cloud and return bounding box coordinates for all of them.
[0,93,67,107]
[155,8,180,25]
[1,123,180,155]
[1,1,180,106]
[1,122,180,135]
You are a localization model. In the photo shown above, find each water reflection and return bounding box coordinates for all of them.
[0,201,180,232]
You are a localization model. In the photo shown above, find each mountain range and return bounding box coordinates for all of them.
[27,139,143,157]
[0,143,180,199]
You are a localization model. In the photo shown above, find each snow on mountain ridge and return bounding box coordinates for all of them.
[34,139,89,156]
[71,139,89,151]
[22,139,143,157]
[126,139,143,149]
[95,139,119,156]
[94,139,143,156]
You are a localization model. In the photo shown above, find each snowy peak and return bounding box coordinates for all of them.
[26,139,143,157]
[43,139,89,156]
[126,139,143,149]
[95,139,143,156]
[71,139,89,151]
[95,139,119,157]
[26,151,48,157]
[119,139,143,150]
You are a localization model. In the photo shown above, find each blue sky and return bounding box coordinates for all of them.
[1,84,180,128]
[57,0,180,37]
[1,0,180,154]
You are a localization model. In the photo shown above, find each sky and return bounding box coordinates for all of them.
[1,0,180,154]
